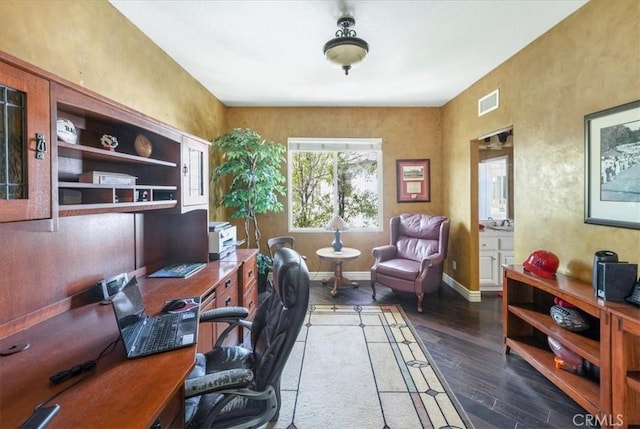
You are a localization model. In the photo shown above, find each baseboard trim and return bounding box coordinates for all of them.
[443,273,482,302]
[306,271,481,303]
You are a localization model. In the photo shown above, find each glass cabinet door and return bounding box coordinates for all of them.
[0,61,51,223]
[181,135,209,210]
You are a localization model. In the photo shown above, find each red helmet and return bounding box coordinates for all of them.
[523,250,559,278]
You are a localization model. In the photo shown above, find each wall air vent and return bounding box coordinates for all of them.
[478,89,499,116]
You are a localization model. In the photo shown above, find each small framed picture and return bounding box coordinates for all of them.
[396,159,431,203]
[584,100,640,229]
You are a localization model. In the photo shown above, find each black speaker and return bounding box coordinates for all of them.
[593,250,618,295]
[596,262,638,301]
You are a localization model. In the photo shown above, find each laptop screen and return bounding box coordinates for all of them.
[111,277,146,344]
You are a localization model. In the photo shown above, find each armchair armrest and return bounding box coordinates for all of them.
[419,252,445,271]
[184,368,254,399]
[372,245,397,263]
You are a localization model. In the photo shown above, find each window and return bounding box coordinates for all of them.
[288,137,383,232]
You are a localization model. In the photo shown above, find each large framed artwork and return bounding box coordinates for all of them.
[584,100,640,229]
[396,159,430,203]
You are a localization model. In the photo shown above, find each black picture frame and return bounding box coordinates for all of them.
[584,100,640,229]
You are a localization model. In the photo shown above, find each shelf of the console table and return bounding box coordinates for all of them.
[508,303,600,365]
[504,265,602,318]
[59,200,177,216]
[629,371,640,393]
[505,336,600,414]
[58,141,177,167]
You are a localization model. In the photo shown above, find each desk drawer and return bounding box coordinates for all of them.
[216,273,238,308]
[215,273,239,346]
[242,279,258,316]
[242,257,257,294]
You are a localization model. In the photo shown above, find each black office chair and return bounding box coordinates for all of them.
[267,236,295,260]
[183,247,310,429]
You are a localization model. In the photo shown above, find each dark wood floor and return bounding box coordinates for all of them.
[309,280,586,429]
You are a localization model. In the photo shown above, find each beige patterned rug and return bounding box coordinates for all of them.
[268,304,473,429]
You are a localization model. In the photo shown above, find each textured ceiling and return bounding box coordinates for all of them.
[110,0,587,107]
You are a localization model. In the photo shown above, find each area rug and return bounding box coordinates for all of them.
[268,304,473,429]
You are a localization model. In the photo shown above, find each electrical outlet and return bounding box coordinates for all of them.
[452,260,457,270]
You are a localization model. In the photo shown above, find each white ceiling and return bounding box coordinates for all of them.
[109,0,587,107]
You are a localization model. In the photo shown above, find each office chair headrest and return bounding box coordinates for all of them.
[272,247,309,308]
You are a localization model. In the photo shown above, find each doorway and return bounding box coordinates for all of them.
[474,127,514,293]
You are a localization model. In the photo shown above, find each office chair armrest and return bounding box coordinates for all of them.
[200,306,249,323]
[372,245,397,263]
[184,368,254,399]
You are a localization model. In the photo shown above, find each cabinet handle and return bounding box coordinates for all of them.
[36,133,47,160]
[225,297,231,306]
[182,163,188,176]
[248,300,254,309]
[248,269,254,278]
[224,279,231,288]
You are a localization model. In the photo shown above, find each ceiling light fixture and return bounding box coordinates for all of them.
[323,16,369,75]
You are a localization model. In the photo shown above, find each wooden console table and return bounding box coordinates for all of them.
[0,249,257,428]
[503,265,640,428]
[316,247,360,297]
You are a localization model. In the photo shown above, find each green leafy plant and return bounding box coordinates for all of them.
[212,128,286,260]
[257,253,273,277]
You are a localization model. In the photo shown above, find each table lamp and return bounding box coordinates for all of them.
[325,214,349,252]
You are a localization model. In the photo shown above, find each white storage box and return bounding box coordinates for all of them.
[79,171,137,186]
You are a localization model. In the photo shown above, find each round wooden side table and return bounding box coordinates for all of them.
[315,247,361,297]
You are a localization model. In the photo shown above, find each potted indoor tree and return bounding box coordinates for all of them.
[211,128,286,288]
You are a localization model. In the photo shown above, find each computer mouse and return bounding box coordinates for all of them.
[162,299,187,312]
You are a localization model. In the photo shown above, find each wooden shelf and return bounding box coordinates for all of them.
[628,372,640,392]
[59,200,177,216]
[506,336,600,415]
[508,303,600,364]
[503,266,612,421]
[58,141,177,167]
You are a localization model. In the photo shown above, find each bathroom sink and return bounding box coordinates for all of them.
[487,225,514,232]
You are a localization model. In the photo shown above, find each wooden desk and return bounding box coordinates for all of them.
[0,250,256,428]
[316,247,361,297]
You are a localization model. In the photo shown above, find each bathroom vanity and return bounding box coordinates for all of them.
[480,224,514,291]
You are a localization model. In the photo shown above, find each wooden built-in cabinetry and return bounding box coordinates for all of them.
[0,250,257,428]
[1,52,210,229]
[503,265,640,427]
[611,307,640,429]
[0,52,215,334]
[0,60,52,228]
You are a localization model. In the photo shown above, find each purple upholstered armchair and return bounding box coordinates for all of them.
[371,213,450,312]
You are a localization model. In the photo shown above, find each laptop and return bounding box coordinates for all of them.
[110,276,200,359]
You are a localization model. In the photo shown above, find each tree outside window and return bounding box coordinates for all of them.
[288,138,383,231]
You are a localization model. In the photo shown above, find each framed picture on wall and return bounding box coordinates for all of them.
[396,159,431,203]
[584,99,640,229]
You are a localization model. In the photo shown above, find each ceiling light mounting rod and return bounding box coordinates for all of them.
[323,15,369,76]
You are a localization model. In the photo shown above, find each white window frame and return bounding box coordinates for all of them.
[287,137,383,233]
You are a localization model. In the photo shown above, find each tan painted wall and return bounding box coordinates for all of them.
[3,0,637,292]
[442,0,640,290]
[0,0,226,142]
[225,107,442,272]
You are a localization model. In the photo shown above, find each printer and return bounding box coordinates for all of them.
[208,222,240,260]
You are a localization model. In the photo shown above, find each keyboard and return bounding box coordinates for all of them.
[141,313,180,353]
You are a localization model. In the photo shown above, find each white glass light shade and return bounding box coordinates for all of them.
[324,38,369,67]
